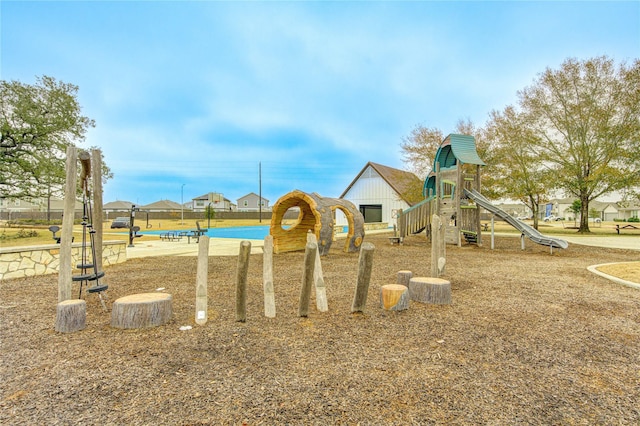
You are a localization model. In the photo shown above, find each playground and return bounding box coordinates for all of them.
[1,232,639,424]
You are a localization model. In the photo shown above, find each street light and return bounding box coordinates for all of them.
[181,184,185,225]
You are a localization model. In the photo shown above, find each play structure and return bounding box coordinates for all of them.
[270,190,365,255]
[396,134,568,251]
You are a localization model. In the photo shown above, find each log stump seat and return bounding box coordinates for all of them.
[380,284,410,311]
[111,293,173,329]
[408,277,451,305]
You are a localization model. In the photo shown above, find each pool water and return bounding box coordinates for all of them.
[141,225,272,240]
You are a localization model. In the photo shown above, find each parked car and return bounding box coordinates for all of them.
[110,217,130,229]
[543,215,557,222]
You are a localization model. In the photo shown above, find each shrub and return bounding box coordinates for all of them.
[628,216,639,223]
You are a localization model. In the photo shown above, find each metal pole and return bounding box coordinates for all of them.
[181,183,185,225]
[259,162,262,223]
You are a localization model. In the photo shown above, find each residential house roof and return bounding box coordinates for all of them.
[141,200,184,211]
[103,200,134,210]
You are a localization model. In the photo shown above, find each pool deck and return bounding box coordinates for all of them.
[123,229,638,259]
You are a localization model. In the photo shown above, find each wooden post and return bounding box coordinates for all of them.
[195,236,209,325]
[55,299,86,333]
[475,164,483,246]
[91,149,104,272]
[351,242,375,313]
[263,235,276,318]
[431,214,446,277]
[58,146,77,303]
[307,232,328,312]
[490,216,495,250]
[521,234,525,250]
[235,240,251,322]
[397,270,413,287]
[298,241,317,317]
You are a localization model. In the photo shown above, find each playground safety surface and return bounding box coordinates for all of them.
[1,233,639,424]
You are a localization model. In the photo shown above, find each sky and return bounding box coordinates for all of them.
[1,1,639,206]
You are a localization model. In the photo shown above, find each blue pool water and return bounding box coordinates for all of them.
[141,225,272,240]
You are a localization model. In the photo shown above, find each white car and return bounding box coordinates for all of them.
[543,215,557,222]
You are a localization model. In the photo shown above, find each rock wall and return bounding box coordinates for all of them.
[0,241,126,280]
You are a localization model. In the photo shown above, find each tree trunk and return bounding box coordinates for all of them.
[55,299,86,333]
[111,293,173,329]
[579,194,591,233]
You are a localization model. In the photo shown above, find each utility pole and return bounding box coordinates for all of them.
[259,162,262,223]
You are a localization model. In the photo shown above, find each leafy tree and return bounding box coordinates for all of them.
[399,125,443,180]
[519,56,640,233]
[1,76,96,199]
[485,106,554,229]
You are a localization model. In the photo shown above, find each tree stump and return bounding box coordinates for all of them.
[397,270,413,287]
[409,277,451,304]
[380,284,409,311]
[111,293,173,329]
[55,299,86,333]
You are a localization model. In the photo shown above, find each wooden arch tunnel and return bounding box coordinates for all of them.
[270,190,365,255]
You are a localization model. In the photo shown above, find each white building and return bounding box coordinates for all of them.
[338,162,423,226]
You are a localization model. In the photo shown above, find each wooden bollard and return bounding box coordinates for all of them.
[397,270,413,287]
[351,242,375,313]
[236,240,251,322]
[431,214,446,277]
[111,293,173,329]
[263,235,276,318]
[409,277,451,304]
[298,241,317,317]
[307,232,328,312]
[55,299,86,333]
[380,284,409,311]
[195,236,210,325]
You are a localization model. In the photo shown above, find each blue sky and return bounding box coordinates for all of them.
[2,1,638,206]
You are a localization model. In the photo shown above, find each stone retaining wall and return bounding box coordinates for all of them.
[0,241,126,280]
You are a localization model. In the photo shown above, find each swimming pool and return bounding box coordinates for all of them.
[141,226,272,240]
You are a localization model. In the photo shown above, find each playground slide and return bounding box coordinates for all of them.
[463,189,569,249]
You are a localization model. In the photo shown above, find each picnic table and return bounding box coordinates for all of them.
[616,224,639,234]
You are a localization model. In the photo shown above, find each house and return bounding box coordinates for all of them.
[191,192,233,212]
[237,193,270,212]
[140,199,185,212]
[338,162,423,225]
[103,200,134,214]
[0,196,83,220]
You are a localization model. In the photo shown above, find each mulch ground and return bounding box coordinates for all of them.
[1,234,639,425]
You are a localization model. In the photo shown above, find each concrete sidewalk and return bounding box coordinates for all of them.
[123,229,638,259]
[125,237,265,259]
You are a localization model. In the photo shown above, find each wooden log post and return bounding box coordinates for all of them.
[397,270,413,287]
[431,214,446,277]
[91,149,104,272]
[55,299,86,333]
[195,236,210,325]
[351,242,375,313]
[380,284,410,311]
[235,240,251,322]
[111,293,173,329]
[307,232,328,312]
[263,235,276,318]
[58,146,77,303]
[409,277,451,305]
[298,241,317,317]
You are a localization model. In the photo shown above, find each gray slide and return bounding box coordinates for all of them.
[464,189,569,249]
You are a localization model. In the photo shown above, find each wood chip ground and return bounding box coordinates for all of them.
[1,234,639,424]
